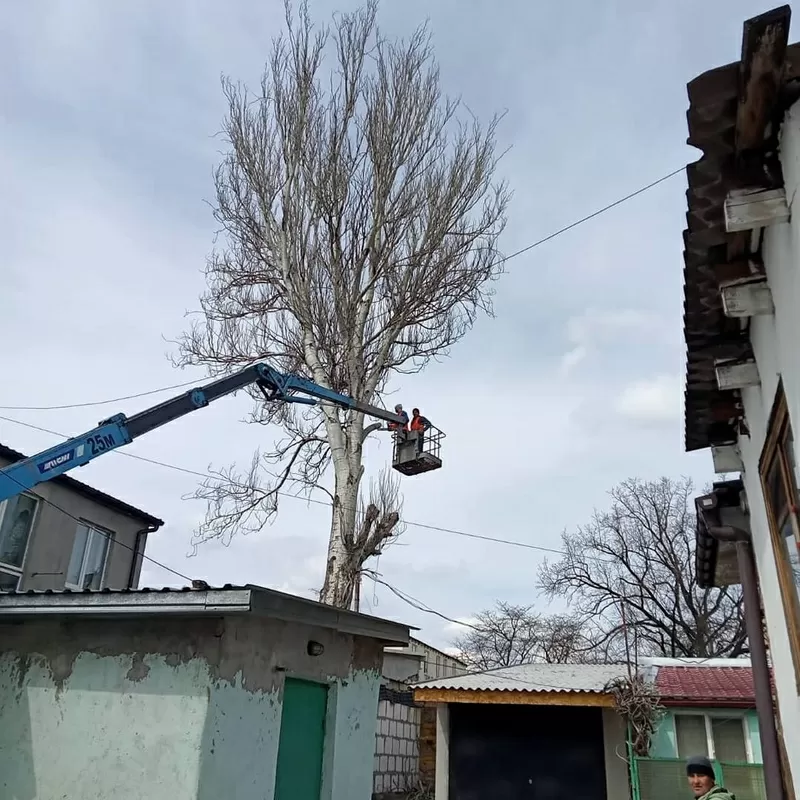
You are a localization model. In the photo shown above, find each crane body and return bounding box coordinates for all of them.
[0,362,412,504]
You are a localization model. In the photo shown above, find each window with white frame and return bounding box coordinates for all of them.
[674,713,751,763]
[66,523,113,590]
[0,493,39,590]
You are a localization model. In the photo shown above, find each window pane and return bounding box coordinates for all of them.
[66,525,90,586]
[781,518,800,598]
[0,495,37,569]
[783,429,800,496]
[0,569,20,592]
[767,459,788,523]
[711,718,747,763]
[676,715,709,757]
[82,529,109,590]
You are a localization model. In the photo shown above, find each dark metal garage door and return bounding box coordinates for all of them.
[449,703,608,800]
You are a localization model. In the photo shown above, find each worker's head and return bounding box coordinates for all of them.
[412,407,420,416]
[394,404,403,412]
[686,756,716,797]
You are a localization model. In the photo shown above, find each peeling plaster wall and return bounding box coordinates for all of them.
[738,96,800,790]
[0,614,384,800]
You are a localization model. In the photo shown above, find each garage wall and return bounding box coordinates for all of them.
[0,613,383,800]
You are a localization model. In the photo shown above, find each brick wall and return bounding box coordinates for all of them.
[418,706,436,787]
[374,688,421,796]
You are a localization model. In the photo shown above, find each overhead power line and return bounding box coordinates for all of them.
[0,413,597,561]
[0,379,200,412]
[0,166,684,413]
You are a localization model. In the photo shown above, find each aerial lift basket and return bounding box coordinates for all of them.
[391,426,445,476]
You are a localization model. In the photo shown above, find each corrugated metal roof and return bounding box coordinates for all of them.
[656,665,758,704]
[413,662,628,694]
[0,583,412,646]
[0,442,163,527]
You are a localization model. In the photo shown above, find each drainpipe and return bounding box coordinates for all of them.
[707,524,784,800]
[127,523,160,589]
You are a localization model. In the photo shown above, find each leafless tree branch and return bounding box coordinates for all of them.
[537,477,747,659]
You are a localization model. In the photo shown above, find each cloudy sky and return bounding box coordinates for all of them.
[0,0,771,650]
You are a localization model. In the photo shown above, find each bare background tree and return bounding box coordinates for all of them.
[453,603,591,669]
[178,0,509,607]
[538,477,747,659]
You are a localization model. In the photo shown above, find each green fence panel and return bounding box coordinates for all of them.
[632,758,766,800]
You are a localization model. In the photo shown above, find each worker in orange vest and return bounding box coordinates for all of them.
[409,408,431,455]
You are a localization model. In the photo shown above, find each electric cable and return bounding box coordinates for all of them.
[0,166,684,412]
[0,413,604,561]
[0,379,200,411]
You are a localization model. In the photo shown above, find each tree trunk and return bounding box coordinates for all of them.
[319,419,364,607]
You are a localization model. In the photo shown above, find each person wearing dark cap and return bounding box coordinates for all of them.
[686,755,735,800]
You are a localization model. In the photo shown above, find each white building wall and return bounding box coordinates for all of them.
[736,97,800,787]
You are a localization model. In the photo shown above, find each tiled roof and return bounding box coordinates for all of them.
[656,665,756,705]
[0,583,412,646]
[412,662,628,694]
[0,443,163,527]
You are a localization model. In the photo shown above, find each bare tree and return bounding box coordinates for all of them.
[453,603,592,669]
[538,477,747,659]
[177,0,509,607]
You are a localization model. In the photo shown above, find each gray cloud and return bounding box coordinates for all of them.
[1,0,764,650]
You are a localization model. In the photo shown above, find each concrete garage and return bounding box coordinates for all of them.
[0,584,410,800]
[414,663,631,800]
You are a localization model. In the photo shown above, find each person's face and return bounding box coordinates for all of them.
[688,773,714,797]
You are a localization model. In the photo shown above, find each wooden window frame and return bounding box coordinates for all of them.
[759,381,800,692]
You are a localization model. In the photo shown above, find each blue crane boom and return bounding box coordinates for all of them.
[0,362,406,504]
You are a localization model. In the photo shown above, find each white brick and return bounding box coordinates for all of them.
[389,756,396,772]
[375,774,386,793]
[392,738,400,755]
[381,719,390,735]
[380,756,389,772]
[390,721,398,736]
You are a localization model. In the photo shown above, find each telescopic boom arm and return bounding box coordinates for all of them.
[0,362,405,503]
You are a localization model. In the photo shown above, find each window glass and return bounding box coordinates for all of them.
[711,718,747,763]
[66,525,89,587]
[783,428,800,495]
[83,529,109,590]
[767,459,788,523]
[0,494,37,569]
[66,524,111,590]
[675,715,708,758]
[781,518,800,597]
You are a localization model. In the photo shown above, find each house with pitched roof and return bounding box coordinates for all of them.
[632,658,766,800]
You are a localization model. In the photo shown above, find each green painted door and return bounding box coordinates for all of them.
[274,678,329,800]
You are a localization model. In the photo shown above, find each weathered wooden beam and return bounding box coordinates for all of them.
[715,358,761,390]
[735,5,792,153]
[712,444,744,473]
[712,256,765,284]
[412,688,614,707]
[724,187,789,232]
[721,279,774,317]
